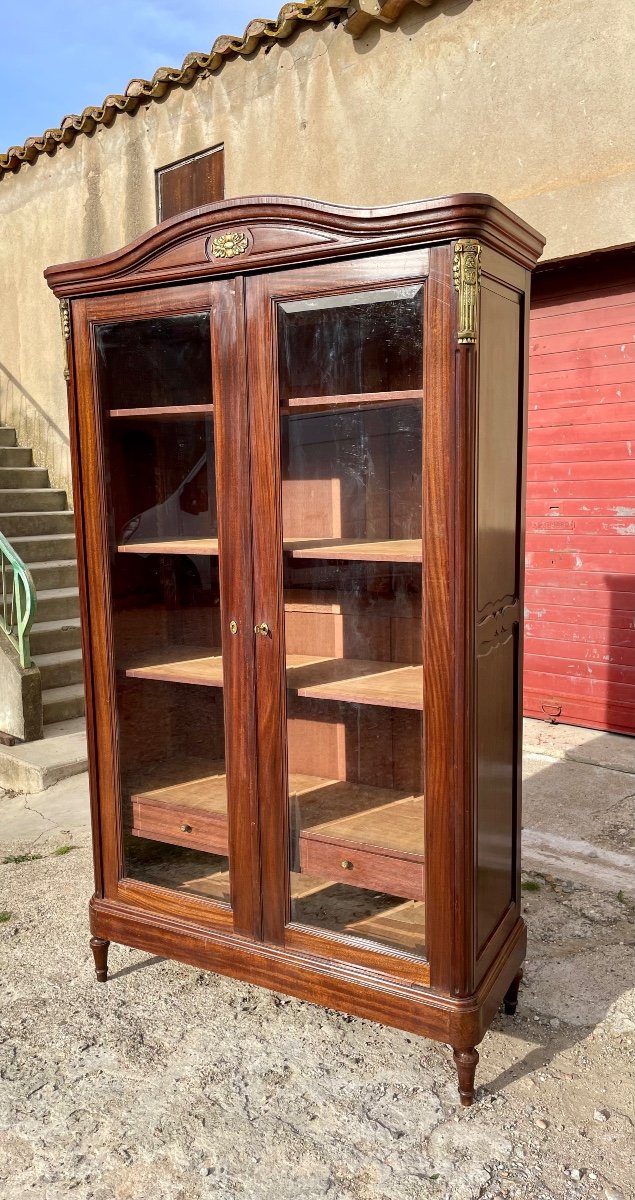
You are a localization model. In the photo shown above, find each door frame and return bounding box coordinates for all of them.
[245,248,432,982]
[72,279,260,938]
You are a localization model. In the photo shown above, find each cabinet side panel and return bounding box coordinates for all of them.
[476,632,517,950]
[476,283,522,954]
[477,286,521,613]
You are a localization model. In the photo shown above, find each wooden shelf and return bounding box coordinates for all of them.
[291,773,426,932]
[131,762,424,903]
[124,646,223,687]
[284,589,422,618]
[130,757,228,856]
[109,405,213,419]
[133,860,231,905]
[291,775,424,856]
[118,537,219,556]
[117,536,419,562]
[291,884,426,955]
[131,757,226,810]
[123,647,422,710]
[283,538,422,563]
[133,860,424,947]
[295,774,425,907]
[336,900,426,954]
[287,655,423,710]
[282,389,422,415]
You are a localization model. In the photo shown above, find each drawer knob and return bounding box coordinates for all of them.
[180,823,192,833]
[340,859,353,870]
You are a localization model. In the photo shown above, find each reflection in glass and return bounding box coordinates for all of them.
[279,288,426,957]
[107,415,217,551]
[279,286,423,401]
[96,313,212,412]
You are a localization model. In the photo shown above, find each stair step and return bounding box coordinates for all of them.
[0,489,67,513]
[0,428,83,726]
[7,559,78,590]
[0,446,33,467]
[29,617,82,654]
[28,559,78,589]
[28,586,80,621]
[42,683,85,724]
[0,466,49,488]
[0,716,87,793]
[0,510,75,536]
[34,647,84,689]
[7,533,76,563]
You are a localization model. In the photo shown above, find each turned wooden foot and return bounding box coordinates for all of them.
[452,1046,479,1106]
[90,936,110,983]
[504,968,523,1016]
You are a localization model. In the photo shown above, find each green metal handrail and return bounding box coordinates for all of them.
[0,532,37,668]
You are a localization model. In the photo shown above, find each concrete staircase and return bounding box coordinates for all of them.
[0,423,87,791]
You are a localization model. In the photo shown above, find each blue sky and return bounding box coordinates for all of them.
[1,1,264,151]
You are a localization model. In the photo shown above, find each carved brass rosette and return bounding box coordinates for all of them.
[453,239,481,344]
[209,230,250,260]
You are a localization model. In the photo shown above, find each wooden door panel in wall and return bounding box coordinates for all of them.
[157,146,224,222]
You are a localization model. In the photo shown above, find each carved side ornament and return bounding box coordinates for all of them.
[453,239,481,344]
[60,299,71,381]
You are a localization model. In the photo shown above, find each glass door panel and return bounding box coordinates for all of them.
[277,284,426,958]
[95,310,231,906]
[97,312,213,415]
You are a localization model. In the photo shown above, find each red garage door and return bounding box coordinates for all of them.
[524,250,635,735]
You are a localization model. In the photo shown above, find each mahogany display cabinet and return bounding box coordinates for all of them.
[46,195,544,1105]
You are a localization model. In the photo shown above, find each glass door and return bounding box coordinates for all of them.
[76,281,257,934]
[247,252,428,973]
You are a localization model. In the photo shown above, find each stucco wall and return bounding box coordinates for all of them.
[0,0,633,498]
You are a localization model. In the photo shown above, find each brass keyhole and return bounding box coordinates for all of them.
[229,620,238,635]
[254,622,270,637]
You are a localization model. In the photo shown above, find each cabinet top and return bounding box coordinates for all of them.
[45,192,545,298]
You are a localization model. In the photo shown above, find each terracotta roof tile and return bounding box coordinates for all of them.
[0,2,348,176]
[0,1,433,178]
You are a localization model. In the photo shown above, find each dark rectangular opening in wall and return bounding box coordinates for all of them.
[156,144,225,222]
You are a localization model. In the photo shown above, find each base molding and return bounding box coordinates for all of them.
[89,894,526,1048]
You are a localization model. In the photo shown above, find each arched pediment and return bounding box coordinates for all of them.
[45,194,544,298]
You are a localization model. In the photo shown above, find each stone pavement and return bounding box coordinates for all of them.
[522,721,635,896]
[0,768,90,845]
[0,720,633,1199]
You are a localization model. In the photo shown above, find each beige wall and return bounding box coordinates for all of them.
[1,0,633,497]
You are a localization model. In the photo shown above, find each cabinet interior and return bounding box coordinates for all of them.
[98,282,427,957]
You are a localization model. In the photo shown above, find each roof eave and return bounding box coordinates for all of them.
[2,0,425,178]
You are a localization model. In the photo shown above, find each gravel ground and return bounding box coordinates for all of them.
[0,839,633,1200]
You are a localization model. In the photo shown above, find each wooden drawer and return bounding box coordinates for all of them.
[131,797,228,856]
[298,834,425,902]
